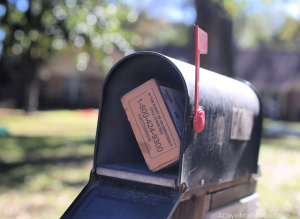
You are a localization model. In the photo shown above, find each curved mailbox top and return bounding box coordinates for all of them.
[94,51,262,191]
[168,56,261,190]
[61,51,262,219]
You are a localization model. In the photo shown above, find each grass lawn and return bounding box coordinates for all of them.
[0,109,300,218]
[0,109,97,219]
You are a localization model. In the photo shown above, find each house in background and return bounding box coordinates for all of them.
[235,50,300,121]
[8,48,300,122]
[38,51,124,109]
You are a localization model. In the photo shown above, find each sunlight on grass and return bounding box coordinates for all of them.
[258,145,300,218]
[0,109,98,137]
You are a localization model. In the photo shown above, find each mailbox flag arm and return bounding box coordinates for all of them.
[194,25,208,133]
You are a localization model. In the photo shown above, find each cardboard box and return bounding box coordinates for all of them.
[121,79,184,172]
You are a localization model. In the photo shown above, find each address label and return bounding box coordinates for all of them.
[230,107,254,141]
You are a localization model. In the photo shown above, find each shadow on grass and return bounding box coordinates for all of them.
[61,179,90,188]
[261,135,300,151]
[0,136,94,189]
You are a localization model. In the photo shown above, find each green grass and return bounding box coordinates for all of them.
[0,109,299,218]
[0,109,97,219]
[257,145,300,218]
[0,108,98,137]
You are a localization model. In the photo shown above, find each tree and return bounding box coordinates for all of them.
[0,0,137,112]
[268,16,300,51]
[233,3,300,52]
[192,0,246,77]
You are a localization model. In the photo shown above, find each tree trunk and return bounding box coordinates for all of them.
[190,0,234,77]
[14,53,40,113]
[26,78,40,112]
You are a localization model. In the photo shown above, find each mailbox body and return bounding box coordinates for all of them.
[61,52,262,219]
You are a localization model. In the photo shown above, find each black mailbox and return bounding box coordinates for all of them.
[61,51,262,219]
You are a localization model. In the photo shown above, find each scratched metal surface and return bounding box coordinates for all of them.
[61,52,262,218]
[166,57,262,190]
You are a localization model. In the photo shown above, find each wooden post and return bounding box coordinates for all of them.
[170,177,257,219]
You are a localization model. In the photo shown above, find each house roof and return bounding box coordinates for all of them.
[40,46,300,88]
[235,50,300,88]
[39,50,124,79]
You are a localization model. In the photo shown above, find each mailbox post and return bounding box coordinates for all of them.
[61,28,262,219]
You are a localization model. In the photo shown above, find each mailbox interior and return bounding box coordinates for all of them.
[94,52,188,187]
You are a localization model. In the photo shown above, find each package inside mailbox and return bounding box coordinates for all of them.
[121,79,185,172]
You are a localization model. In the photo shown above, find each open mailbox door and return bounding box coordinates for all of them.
[61,172,181,219]
[61,52,192,219]
[61,51,262,219]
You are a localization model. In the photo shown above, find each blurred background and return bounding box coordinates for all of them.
[0,0,300,218]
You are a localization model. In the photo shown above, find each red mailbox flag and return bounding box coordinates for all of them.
[194,25,208,133]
